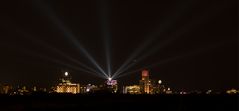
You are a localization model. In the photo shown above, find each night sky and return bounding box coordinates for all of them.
[0,0,237,91]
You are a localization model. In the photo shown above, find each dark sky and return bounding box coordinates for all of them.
[0,0,237,91]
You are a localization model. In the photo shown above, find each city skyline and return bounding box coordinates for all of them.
[0,70,237,95]
[0,0,237,91]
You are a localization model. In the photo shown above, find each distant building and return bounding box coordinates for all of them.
[105,78,118,93]
[80,84,100,93]
[165,88,172,94]
[226,89,238,94]
[80,86,87,93]
[17,86,29,95]
[139,69,153,94]
[152,80,167,94]
[55,72,80,94]
[0,84,12,94]
[123,85,141,94]
[33,86,37,92]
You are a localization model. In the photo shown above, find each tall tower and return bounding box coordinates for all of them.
[139,69,150,94]
[142,70,149,81]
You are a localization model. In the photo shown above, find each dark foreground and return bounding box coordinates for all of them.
[0,94,238,111]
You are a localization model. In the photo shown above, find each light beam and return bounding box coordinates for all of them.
[99,0,112,77]
[115,41,228,79]
[112,0,198,78]
[34,0,108,78]
[12,27,103,77]
[113,3,221,78]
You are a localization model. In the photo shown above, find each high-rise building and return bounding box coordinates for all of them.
[56,72,80,94]
[139,69,152,94]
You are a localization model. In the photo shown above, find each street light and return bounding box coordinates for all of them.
[158,80,162,84]
[65,72,69,76]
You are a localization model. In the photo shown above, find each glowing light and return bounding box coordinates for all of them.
[99,0,112,77]
[226,89,237,94]
[65,72,69,76]
[142,70,149,77]
[158,80,162,84]
[108,77,112,81]
[124,85,141,94]
[107,79,117,86]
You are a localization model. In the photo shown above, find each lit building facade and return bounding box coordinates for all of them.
[123,85,141,94]
[56,72,80,94]
[56,83,80,94]
[105,79,118,93]
[80,84,99,93]
[0,84,12,94]
[139,69,152,94]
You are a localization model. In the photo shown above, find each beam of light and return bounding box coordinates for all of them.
[99,0,112,77]
[34,0,108,78]
[112,37,155,78]
[112,1,198,78]
[115,40,229,79]
[6,45,104,78]
[11,26,103,77]
[67,35,108,78]
[28,37,102,76]
[3,19,104,78]
[37,53,104,78]
[113,3,222,78]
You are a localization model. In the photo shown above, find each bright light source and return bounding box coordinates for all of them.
[108,77,112,81]
[65,72,69,76]
[158,80,162,84]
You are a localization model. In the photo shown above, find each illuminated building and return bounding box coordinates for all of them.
[56,83,80,94]
[152,80,167,94]
[123,85,141,94]
[165,88,172,94]
[206,90,212,94]
[80,86,87,93]
[80,84,99,93]
[33,86,37,92]
[0,84,12,94]
[226,89,238,94]
[105,78,118,93]
[56,72,80,94]
[17,86,29,95]
[139,69,152,94]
